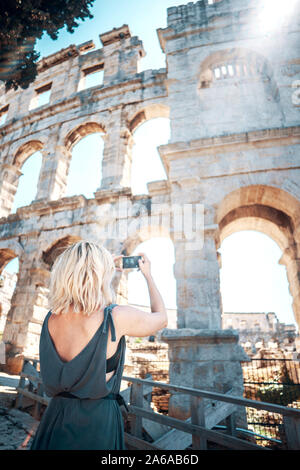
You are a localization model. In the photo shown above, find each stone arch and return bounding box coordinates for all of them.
[121,220,172,256]
[0,140,44,216]
[64,121,106,152]
[127,103,170,134]
[0,248,19,274]
[216,184,300,329]
[219,206,294,253]
[42,235,82,268]
[12,140,44,168]
[216,184,300,237]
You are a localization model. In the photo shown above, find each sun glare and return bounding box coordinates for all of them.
[257,0,298,34]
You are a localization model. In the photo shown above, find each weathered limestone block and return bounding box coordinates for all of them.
[99,108,133,190]
[2,257,50,372]
[0,271,17,334]
[172,226,222,329]
[36,142,72,202]
[100,25,145,85]
[279,241,300,333]
[0,164,23,217]
[162,327,249,424]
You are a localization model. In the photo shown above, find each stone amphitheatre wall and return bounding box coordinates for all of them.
[0,0,299,418]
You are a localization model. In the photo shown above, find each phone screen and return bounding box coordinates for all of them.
[122,256,142,269]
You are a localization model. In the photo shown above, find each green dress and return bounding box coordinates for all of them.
[30,304,128,450]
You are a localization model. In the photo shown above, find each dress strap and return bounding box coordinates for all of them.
[102,304,117,342]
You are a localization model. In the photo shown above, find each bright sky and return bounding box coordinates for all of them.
[34,0,197,72]
[3,0,297,330]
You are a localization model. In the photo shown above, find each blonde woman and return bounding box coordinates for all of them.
[30,241,167,450]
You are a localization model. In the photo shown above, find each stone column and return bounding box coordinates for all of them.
[0,271,18,335]
[162,223,249,426]
[279,236,300,350]
[35,130,71,202]
[96,107,133,191]
[174,226,223,329]
[2,253,50,374]
[95,24,144,193]
[0,164,22,217]
[100,24,145,86]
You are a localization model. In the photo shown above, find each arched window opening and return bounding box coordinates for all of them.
[126,237,176,336]
[65,133,104,199]
[212,60,263,82]
[11,151,43,213]
[131,118,170,195]
[219,231,296,333]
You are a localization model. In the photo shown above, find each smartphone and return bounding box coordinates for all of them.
[122,255,142,269]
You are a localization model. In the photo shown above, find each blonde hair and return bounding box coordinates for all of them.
[48,241,116,316]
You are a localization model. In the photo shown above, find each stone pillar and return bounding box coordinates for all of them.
[96,107,133,191]
[35,143,71,202]
[162,224,249,425]
[95,25,144,192]
[0,164,22,217]
[100,25,145,86]
[162,329,249,422]
[279,236,300,349]
[0,271,18,335]
[2,254,50,374]
[174,226,223,329]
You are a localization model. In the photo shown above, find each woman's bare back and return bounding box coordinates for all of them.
[47,305,122,383]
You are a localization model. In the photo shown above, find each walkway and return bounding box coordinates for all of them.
[0,372,39,450]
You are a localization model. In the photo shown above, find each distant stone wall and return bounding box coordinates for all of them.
[123,341,169,383]
[222,311,298,354]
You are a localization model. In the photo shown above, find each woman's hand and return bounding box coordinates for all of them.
[137,252,151,278]
[111,254,124,272]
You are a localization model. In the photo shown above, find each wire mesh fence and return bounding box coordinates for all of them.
[241,358,300,447]
[124,344,300,448]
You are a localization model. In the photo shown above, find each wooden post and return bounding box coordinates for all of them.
[28,364,34,393]
[190,395,207,450]
[130,382,144,439]
[226,412,237,437]
[283,415,300,450]
[144,373,153,406]
[15,360,27,409]
[33,383,44,419]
